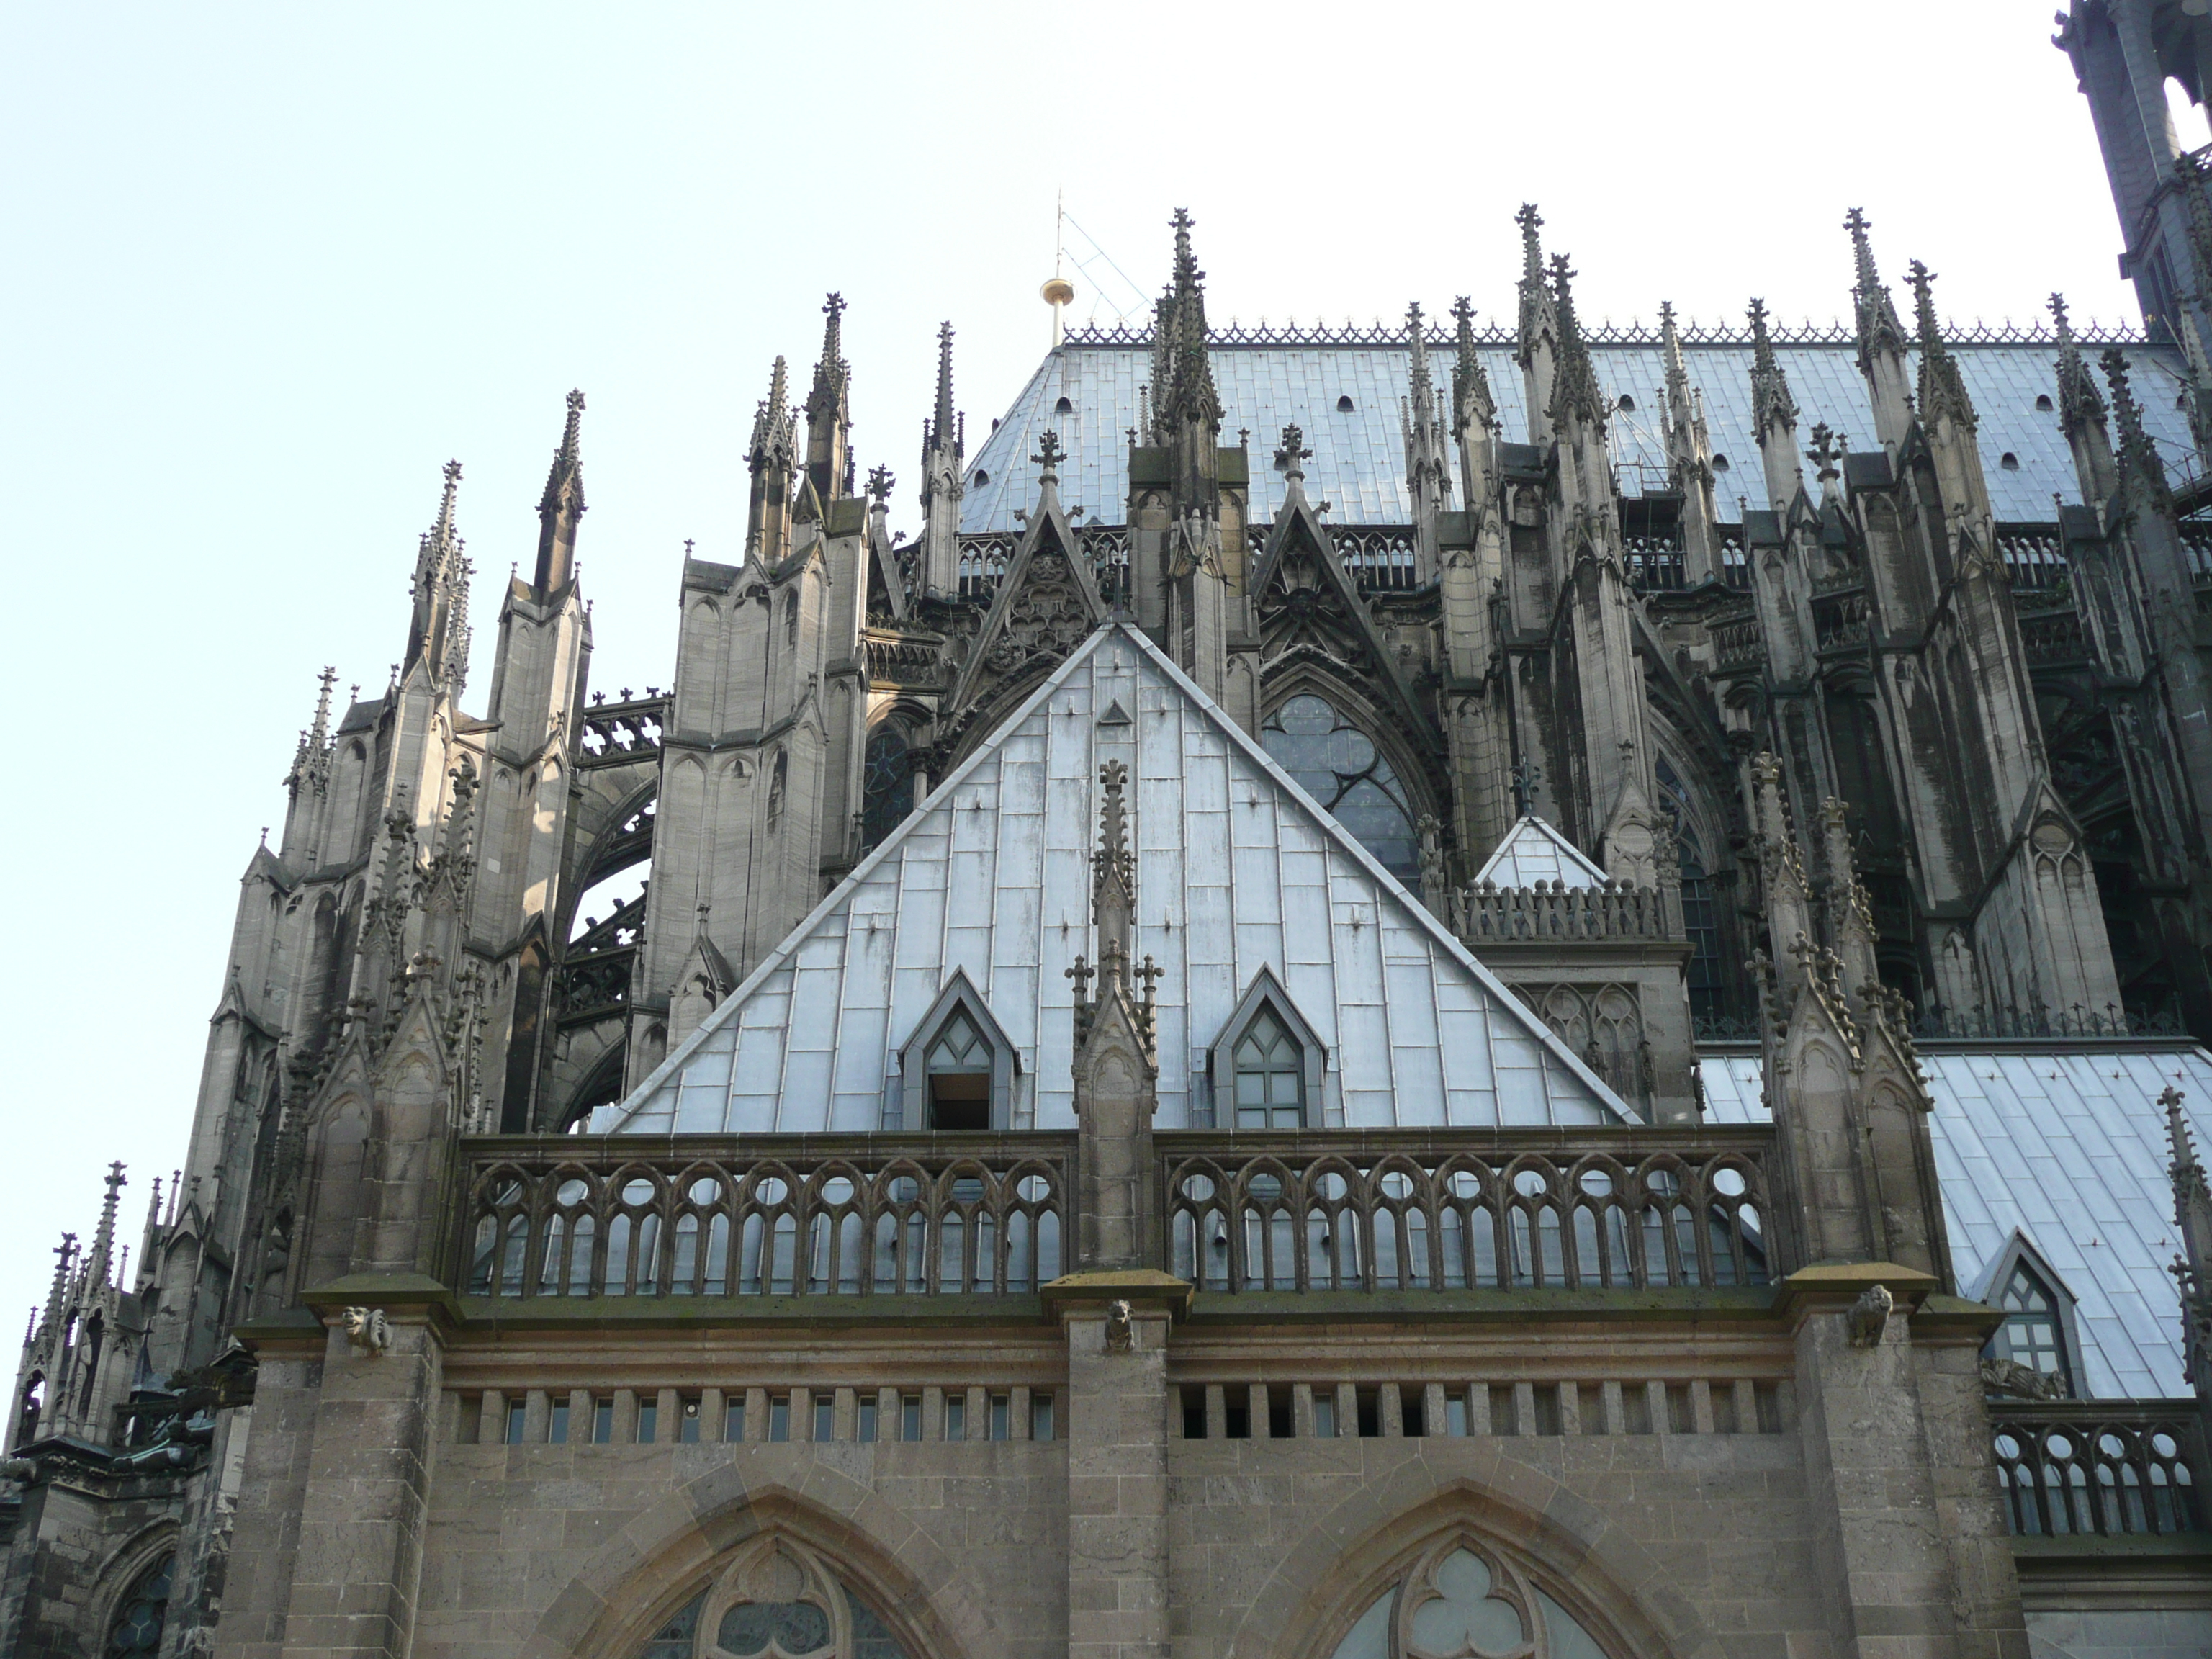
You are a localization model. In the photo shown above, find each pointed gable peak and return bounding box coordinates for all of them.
[604,624,1636,1136]
[747,356,796,471]
[1475,814,1609,891]
[807,291,850,418]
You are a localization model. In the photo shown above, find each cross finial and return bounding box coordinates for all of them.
[1033,429,1066,479]
[683,537,695,556]
[867,464,895,504]
[824,291,845,319]
[1066,954,1095,1001]
[1406,300,1424,333]
[1273,423,1310,479]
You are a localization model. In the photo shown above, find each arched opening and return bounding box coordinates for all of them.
[896,971,1019,1132]
[633,1536,917,1659]
[924,1010,993,1130]
[104,1551,175,1658]
[1262,693,1421,884]
[860,727,914,853]
[1323,1537,1611,1659]
[1984,1247,2077,1398]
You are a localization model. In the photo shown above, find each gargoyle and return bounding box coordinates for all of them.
[1845,1284,1893,1349]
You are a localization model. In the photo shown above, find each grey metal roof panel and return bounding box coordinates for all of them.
[1699,1046,2212,1401]
[958,342,2198,531]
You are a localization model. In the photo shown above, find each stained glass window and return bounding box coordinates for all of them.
[1233,1008,1305,1128]
[633,1542,909,1659]
[105,1552,174,1658]
[1987,1258,2072,1395]
[860,729,912,853]
[1326,1542,1610,1659]
[1262,695,1419,883]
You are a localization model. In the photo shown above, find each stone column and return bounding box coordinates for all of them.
[273,1312,442,1659]
[1063,1300,1172,1659]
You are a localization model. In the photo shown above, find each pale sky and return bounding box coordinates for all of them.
[0,1,2166,1328]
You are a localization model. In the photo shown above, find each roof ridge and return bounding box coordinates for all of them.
[1063,317,2153,350]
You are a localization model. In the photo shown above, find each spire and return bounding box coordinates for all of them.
[1449,295,1495,440]
[1818,800,1880,999]
[1747,298,1803,510]
[2051,295,2117,504]
[2102,347,2173,510]
[404,460,472,693]
[919,323,965,596]
[84,1163,125,1292]
[1906,261,1977,431]
[1544,252,1605,431]
[39,1233,76,1341]
[1403,301,1451,575]
[745,357,799,567]
[308,665,336,750]
[1750,752,1814,986]
[1161,210,1220,433]
[1092,757,1136,966]
[805,292,853,502]
[1845,208,1914,447]
[534,389,588,593]
[1514,202,1550,356]
[1659,302,1720,578]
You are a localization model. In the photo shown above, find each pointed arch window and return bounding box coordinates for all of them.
[1208,969,1326,1130]
[635,1537,913,1659]
[1980,1236,2079,1398]
[1324,1538,1611,1659]
[898,971,1019,1132]
[860,727,913,853]
[105,1552,175,1658]
[1262,694,1420,884]
[1656,756,1724,1024]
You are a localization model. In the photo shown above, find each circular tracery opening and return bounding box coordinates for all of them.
[1262,694,1421,883]
[637,1539,913,1659]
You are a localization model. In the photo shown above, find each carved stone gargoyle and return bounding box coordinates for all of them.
[1104,1299,1135,1353]
[341,1306,390,1357]
[1845,1284,1894,1348]
[1979,1356,2065,1401]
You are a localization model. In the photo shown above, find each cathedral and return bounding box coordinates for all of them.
[15,4,2212,1656]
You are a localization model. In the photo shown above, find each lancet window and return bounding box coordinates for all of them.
[860,727,913,853]
[1262,694,1420,884]
[637,1537,912,1659]
[1656,757,1724,1023]
[1231,1009,1305,1128]
[1327,1538,1608,1659]
[925,1012,992,1130]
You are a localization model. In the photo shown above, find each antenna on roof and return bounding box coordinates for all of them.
[1042,187,1076,349]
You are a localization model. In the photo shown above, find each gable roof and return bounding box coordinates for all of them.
[601,623,1632,1137]
[1701,1046,2212,1400]
[958,341,2195,532]
[1475,815,1609,890]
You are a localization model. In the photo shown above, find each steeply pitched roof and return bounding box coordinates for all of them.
[1475,815,1609,890]
[601,624,1629,1137]
[958,341,2195,531]
[1701,1046,2212,1399]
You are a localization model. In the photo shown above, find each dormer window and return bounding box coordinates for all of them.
[1231,1009,1304,1129]
[1988,1256,2072,1395]
[898,970,1020,1132]
[926,1010,993,1130]
[1207,968,1326,1130]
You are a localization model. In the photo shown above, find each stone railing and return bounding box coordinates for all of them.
[1160,1129,1779,1295]
[576,696,667,769]
[1990,1403,2205,1537]
[459,1135,1071,1301]
[1444,880,1676,945]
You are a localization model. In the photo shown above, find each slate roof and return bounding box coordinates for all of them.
[602,625,1628,1138]
[1474,815,1609,890]
[958,341,2198,531]
[1700,1046,2212,1400]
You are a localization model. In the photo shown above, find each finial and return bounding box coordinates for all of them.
[867,464,895,505]
[1807,423,1843,485]
[1273,423,1310,480]
[1032,429,1065,482]
[1844,207,1879,292]
[1510,757,1541,816]
[1905,261,1942,349]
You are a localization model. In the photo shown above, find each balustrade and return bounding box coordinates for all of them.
[1990,1404,2203,1537]
[577,698,667,768]
[1444,879,1675,943]
[1162,1133,1776,1295]
[461,1136,1069,1302]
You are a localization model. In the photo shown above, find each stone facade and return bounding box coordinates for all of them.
[15,16,2212,1650]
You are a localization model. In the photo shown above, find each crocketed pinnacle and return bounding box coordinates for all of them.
[1514,203,1550,360]
[807,292,850,420]
[930,321,956,453]
[747,356,796,474]
[1746,298,1798,441]
[1845,207,1910,372]
[1907,261,1977,431]
[1450,295,1494,436]
[1545,252,1605,428]
[538,390,587,518]
[2102,346,2170,503]
[2049,293,2108,435]
[1161,209,1220,432]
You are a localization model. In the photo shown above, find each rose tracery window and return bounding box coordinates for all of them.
[860,728,913,853]
[1328,1539,1609,1659]
[1262,694,1420,884]
[638,1538,910,1659]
